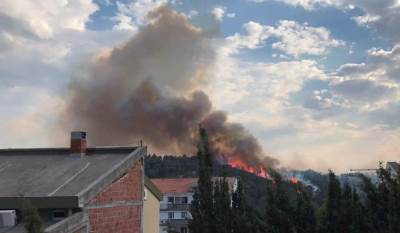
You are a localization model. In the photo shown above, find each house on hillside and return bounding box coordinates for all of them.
[386,162,400,178]
[0,131,162,233]
[151,177,237,233]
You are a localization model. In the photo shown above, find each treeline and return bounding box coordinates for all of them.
[145,153,271,212]
[187,127,400,233]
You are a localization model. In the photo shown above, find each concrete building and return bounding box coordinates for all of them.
[0,132,162,233]
[152,177,237,233]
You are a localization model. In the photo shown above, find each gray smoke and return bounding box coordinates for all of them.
[60,6,278,169]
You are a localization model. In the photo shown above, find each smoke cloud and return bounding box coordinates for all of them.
[60,6,278,168]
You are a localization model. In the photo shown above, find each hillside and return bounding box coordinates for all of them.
[144,154,325,211]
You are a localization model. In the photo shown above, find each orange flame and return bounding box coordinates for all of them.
[290,176,299,184]
[228,159,268,178]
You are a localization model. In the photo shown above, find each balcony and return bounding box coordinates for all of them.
[161,203,190,211]
[160,219,189,227]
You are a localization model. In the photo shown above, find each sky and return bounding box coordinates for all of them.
[1,0,400,173]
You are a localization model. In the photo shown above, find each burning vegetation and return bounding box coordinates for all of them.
[60,6,278,174]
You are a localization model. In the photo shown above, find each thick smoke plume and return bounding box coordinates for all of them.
[60,6,278,169]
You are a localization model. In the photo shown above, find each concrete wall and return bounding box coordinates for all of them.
[143,187,160,233]
[87,162,143,233]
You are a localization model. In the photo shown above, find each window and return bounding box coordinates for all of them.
[52,210,67,221]
[168,212,174,219]
[180,227,188,233]
[175,196,188,204]
[168,197,174,203]
[181,212,187,219]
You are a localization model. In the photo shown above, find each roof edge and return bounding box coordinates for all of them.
[0,146,138,155]
[144,176,163,201]
[77,146,146,206]
[0,196,79,209]
[45,211,88,233]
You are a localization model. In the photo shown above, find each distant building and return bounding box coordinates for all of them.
[0,131,162,233]
[386,162,400,178]
[152,177,237,233]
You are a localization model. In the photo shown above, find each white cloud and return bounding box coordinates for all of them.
[112,0,167,31]
[223,21,270,55]
[263,0,400,41]
[0,1,134,147]
[0,86,65,147]
[270,20,344,57]
[248,0,336,10]
[187,10,199,19]
[337,44,400,83]
[223,20,343,57]
[0,0,98,39]
[112,13,138,31]
[227,13,236,18]
[212,7,225,21]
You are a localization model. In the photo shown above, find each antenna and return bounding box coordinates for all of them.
[349,168,378,172]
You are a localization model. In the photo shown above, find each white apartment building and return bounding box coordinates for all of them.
[152,177,237,233]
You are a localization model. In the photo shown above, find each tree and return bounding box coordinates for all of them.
[189,127,215,233]
[294,186,316,233]
[322,170,342,233]
[265,170,294,233]
[349,188,366,233]
[340,182,354,233]
[213,176,232,233]
[232,178,249,233]
[20,199,44,233]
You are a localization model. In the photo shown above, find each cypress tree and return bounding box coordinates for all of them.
[294,186,316,233]
[189,127,214,233]
[350,188,366,233]
[340,182,353,233]
[20,199,44,233]
[214,176,232,233]
[232,178,248,233]
[189,189,202,233]
[376,163,400,233]
[324,170,342,233]
[265,171,294,233]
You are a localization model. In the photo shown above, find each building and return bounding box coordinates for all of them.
[386,162,400,178]
[152,177,237,233]
[0,131,162,233]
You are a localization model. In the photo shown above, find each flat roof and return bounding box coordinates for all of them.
[0,146,145,208]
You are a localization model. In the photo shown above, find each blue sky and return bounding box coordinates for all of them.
[1,0,400,172]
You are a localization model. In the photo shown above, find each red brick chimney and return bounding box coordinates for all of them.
[70,131,87,156]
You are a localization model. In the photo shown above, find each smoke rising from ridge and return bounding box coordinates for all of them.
[60,6,278,168]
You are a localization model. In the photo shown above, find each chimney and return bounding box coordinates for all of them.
[70,131,87,156]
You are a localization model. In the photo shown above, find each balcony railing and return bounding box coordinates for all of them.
[160,203,190,210]
[160,219,189,226]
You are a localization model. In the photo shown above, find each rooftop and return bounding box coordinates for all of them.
[387,162,400,174]
[0,146,145,208]
[151,177,237,194]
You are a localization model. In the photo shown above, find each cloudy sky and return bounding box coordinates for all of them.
[1,0,400,172]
